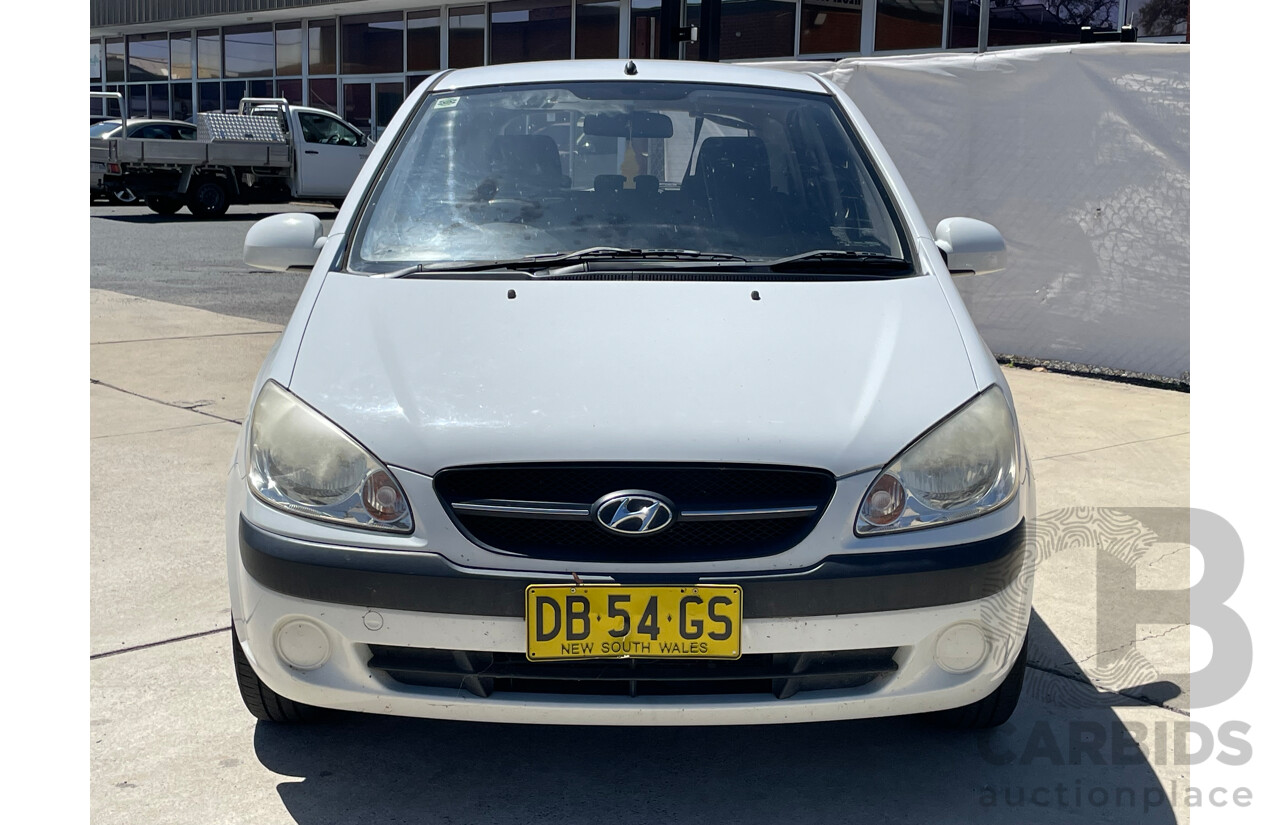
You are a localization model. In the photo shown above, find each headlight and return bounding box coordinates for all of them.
[856,385,1018,535]
[247,380,412,532]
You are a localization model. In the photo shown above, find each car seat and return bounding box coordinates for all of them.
[488,134,568,196]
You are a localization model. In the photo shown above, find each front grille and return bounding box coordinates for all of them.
[367,646,899,700]
[433,464,837,562]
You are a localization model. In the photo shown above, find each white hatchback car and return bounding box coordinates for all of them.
[228,59,1034,728]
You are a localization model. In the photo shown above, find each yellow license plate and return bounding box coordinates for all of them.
[525,584,742,661]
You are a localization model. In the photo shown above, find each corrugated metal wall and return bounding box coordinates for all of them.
[91,0,344,28]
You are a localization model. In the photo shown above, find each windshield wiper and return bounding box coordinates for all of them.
[764,249,911,273]
[374,247,748,278]
[544,247,749,265]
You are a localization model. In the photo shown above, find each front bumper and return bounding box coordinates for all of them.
[229,502,1034,724]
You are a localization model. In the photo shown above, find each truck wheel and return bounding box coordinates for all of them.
[107,188,139,205]
[187,179,231,218]
[146,195,183,216]
[231,623,320,723]
[932,633,1028,729]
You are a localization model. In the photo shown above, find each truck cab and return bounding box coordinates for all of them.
[248,103,372,201]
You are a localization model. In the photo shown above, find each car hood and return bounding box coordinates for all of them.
[287,272,979,477]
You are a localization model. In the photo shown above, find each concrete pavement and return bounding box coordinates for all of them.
[90,286,1193,824]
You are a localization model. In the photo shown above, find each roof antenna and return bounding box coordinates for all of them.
[624,60,638,76]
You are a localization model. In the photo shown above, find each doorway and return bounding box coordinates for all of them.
[341,77,406,140]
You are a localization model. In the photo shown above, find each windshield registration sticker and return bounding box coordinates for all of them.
[434,96,460,109]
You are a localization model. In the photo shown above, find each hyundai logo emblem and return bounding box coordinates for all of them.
[590,490,676,536]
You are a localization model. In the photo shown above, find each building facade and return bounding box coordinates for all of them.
[90,0,1189,134]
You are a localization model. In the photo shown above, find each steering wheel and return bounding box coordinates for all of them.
[323,134,341,145]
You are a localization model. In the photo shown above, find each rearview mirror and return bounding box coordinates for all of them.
[583,112,674,139]
[244,213,326,271]
[934,217,1007,276]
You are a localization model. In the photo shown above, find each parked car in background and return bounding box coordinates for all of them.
[229,60,1033,729]
[90,119,197,204]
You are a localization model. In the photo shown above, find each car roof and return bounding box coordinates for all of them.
[433,59,828,95]
[97,118,194,127]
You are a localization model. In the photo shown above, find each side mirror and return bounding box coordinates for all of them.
[244,213,326,271]
[934,217,1007,276]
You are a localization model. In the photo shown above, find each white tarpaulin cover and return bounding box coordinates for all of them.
[769,44,1189,383]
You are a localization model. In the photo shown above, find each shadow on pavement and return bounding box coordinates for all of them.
[253,609,1180,825]
[92,210,338,224]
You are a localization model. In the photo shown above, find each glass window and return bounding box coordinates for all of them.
[988,0,1117,47]
[198,81,221,113]
[342,12,406,74]
[720,0,797,60]
[128,33,168,82]
[874,0,944,51]
[408,10,442,71]
[90,86,104,118]
[1128,0,1188,37]
[350,81,910,272]
[310,77,338,112]
[344,83,373,135]
[94,90,123,121]
[948,0,980,49]
[127,85,147,117]
[800,1,862,55]
[489,0,571,64]
[449,6,486,68]
[575,0,619,59]
[91,119,121,137]
[131,124,166,139]
[106,38,125,83]
[408,74,433,92]
[197,29,221,79]
[276,23,303,76]
[105,85,125,117]
[309,20,338,75]
[91,41,103,83]
[276,78,304,104]
[377,81,406,135]
[223,81,246,112]
[630,0,661,59]
[224,24,273,78]
[220,80,274,112]
[149,83,170,118]
[172,83,194,122]
[170,31,192,80]
[297,111,365,145]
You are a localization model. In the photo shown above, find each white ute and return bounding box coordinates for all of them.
[227,59,1035,729]
[90,93,371,217]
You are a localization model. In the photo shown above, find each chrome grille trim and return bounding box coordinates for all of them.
[451,500,592,520]
[452,499,819,522]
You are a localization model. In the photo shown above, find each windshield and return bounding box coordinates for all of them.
[90,121,121,138]
[349,81,910,274]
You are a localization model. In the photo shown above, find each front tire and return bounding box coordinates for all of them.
[187,178,231,218]
[231,623,320,723]
[933,633,1028,729]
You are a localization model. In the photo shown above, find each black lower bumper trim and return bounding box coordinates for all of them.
[239,516,1025,618]
[366,646,899,699]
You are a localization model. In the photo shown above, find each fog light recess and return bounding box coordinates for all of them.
[934,622,987,674]
[274,619,332,671]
